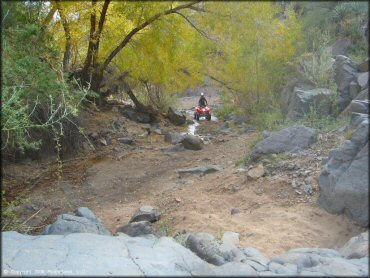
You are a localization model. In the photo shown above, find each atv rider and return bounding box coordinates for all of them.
[198,92,208,108]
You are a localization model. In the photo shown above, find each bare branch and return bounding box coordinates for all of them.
[174,11,214,41]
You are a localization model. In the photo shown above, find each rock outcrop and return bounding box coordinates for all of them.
[318,120,369,227]
[2,230,368,276]
[250,125,317,160]
[334,55,360,111]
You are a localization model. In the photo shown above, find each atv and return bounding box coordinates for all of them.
[194,106,211,121]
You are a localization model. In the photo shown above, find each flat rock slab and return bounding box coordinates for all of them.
[178,165,222,177]
[1,232,216,276]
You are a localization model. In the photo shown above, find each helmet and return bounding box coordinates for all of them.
[200,92,204,96]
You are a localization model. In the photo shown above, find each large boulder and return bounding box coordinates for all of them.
[43,209,111,236]
[181,134,204,150]
[334,55,360,111]
[285,88,334,120]
[318,121,369,226]
[250,125,317,160]
[167,107,186,126]
[280,78,316,117]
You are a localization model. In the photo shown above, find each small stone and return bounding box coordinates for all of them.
[291,180,298,188]
[175,197,182,203]
[99,138,107,146]
[118,137,135,145]
[295,190,302,195]
[231,208,241,215]
[247,164,265,180]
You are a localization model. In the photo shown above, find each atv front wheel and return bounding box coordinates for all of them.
[206,114,211,121]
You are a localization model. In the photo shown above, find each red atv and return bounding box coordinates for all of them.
[194,106,211,121]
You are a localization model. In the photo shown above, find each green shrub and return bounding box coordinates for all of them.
[1,22,92,157]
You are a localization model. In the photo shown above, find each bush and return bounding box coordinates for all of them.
[1,21,91,158]
[296,32,336,89]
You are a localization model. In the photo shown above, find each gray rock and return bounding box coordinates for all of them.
[43,214,111,236]
[186,232,225,266]
[167,107,186,126]
[119,105,152,123]
[164,131,184,144]
[271,252,322,269]
[118,137,135,145]
[349,81,361,99]
[250,125,317,160]
[129,206,161,223]
[116,221,153,237]
[340,231,369,259]
[318,121,369,226]
[299,270,326,276]
[2,231,216,276]
[231,208,241,215]
[75,207,98,222]
[181,134,204,150]
[243,259,268,272]
[280,78,316,114]
[212,261,257,276]
[268,261,298,275]
[357,72,369,89]
[334,55,360,111]
[241,247,270,269]
[285,87,334,120]
[178,165,222,177]
[350,112,369,129]
[259,270,278,276]
[356,88,369,101]
[287,247,343,258]
[303,256,366,276]
[220,231,239,253]
[347,100,369,114]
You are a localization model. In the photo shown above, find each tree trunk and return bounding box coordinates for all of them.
[55,1,72,72]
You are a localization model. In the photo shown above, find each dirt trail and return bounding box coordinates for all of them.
[2,93,365,257]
